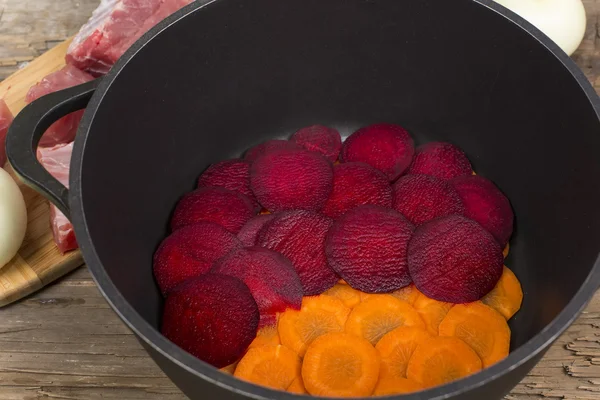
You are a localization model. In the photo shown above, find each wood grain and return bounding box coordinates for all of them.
[1,0,600,399]
[0,0,100,81]
[0,39,84,308]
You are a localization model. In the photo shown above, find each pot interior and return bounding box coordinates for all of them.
[77,0,600,366]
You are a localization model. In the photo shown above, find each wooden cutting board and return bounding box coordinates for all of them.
[0,39,84,307]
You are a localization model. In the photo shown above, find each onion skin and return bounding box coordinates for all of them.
[495,0,586,56]
[0,168,27,268]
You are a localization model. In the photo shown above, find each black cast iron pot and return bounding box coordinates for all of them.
[7,0,600,398]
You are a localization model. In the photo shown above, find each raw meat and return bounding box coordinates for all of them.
[26,65,94,147]
[66,0,193,76]
[0,100,14,167]
[37,143,78,253]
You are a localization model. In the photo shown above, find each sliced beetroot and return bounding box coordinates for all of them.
[244,139,301,162]
[256,210,338,295]
[408,215,503,303]
[340,123,415,181]
[170,187,257,233]
[322,162,392,219]
[250,148,333,212]
[237,214,276,247]
[153,222,242,295]
[392,174,464,226]
[450,175,514,247]
[197,159,258,206]
[290,125,342,162]
[407,142,472,180]
[161,273,259,368]
[212,246,303,327]
[326,205,414,293]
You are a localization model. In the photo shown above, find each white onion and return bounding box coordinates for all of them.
[0,168,27,268]
[494,0,586,56]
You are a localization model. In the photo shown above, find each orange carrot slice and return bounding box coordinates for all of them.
[438,302,510,368]
[481,266,523,320]
[376,326,433,380]
[302,332,380,397]
[503,244,509,258]
[413,290,455,335]
[361,284,419,306]
[287,376,307,394]
[345,295,425,345]
[338,279,348,285]
[374,377,423,396]
[278,295,350,357]
[220,362,238,375]
[406,336,482,387]
[235,345,301,390]
[249,325,281,349]
[324,283,362,308]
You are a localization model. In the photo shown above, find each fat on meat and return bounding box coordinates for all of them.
[0,99,14,167]
[26,65,94,148]
[66,0,194,76]
[37,143,78,254]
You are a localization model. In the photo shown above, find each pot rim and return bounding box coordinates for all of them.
[70,0,600,398]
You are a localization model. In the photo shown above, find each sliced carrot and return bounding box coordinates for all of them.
[503,243,510,258]
[360,284,419,306]
[481,266,523,320]
[376,326,433,381]
[278,295,350,357]
[260,209,271,215]
[412,290,455,335]
[302,332,380,397]
[338,279,348,285]
[220,362,238,375]
[324,283,362,308]
[406,336,482,388]
[438,302,510,368]
[391,284,420,305]
[373,377,423,396]
[249,325,281,349]
[287,376,307,394]
[234,345,301,390]
[345,295,425,345]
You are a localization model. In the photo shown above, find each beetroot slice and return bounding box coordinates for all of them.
[450,175,514,247]
[153,222,242,295]
[237,214,276,247]
[256,210,338,295]
[170,187,257,233]
[161,273,259,368]
[408,215,503,303]
[290,125,342,162]
[250,148,333,212]
[244,139,301,162]
[197,159,258,207]
[407,142,472,180]
[392,174,464,226]
[322,162,393,219]
[326,205,414,293]
[212,246,303,327]
[341,123,415,181]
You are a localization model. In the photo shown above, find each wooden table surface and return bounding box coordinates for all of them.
[2,0,600,399]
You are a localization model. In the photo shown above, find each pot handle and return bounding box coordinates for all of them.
[6,79,100,219]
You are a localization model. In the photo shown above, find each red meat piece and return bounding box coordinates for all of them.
[26,65,94,147]
[66,0,193,76]
[37,143,78,254]
[0,99,14,167]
